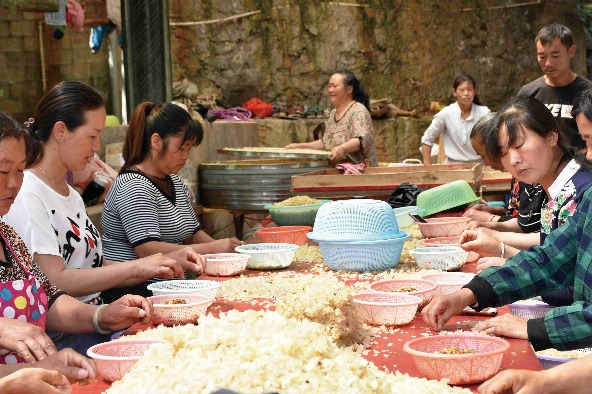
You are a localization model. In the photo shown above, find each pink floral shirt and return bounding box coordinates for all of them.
[323,102,377,166]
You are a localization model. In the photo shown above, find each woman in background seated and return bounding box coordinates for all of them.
[101,101,242,302]
[0,110,154,358]
[285,69,377,166]
[2,82,202,353]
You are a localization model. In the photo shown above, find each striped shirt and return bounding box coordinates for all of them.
[101,171,200,261]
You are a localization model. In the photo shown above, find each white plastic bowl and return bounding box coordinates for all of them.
[235,243,299,270]
[393,206,419,228]
[410,246,469,271]
[147,280,221,298]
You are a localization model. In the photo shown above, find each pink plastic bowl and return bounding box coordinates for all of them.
[369,279,437,309]
[148,294,214,326]
[87,339,164,382]
[352,292,421,326]
[203,253,249,276]
[420,236,479,262]
[255,226,312,245]
[421,272,476,296]
[416,217,470,239]
[403,334,510,385]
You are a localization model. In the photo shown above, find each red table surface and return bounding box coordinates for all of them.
[73,260,542,393]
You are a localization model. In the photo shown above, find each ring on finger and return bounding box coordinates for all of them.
[43,342,56,350]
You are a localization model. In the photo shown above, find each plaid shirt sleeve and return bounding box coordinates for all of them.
[465,186,592,350]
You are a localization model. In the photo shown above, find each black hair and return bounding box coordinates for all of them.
[0,110,29,144]
[572,87,592,121]
[122,102,204,172]
[471,112,501,167]
[535,23,574,49]
[453,73,483,106]
[26,81,107,167]
[484,96,571,162]
[470,112,499,141]
[334,69,370,109]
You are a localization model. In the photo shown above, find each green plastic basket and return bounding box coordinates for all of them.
[264,200,332,226]
[417,180,480,217]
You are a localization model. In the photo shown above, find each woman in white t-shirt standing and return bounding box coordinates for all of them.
[421,73,490,165]
[3,81,203,353]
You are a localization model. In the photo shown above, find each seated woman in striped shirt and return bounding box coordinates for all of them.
[100,101,243,303]
[2,81,204,354]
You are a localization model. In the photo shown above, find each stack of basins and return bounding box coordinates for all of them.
[307,199,409,272]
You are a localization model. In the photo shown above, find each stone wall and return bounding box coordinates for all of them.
[0,6,110,122]
[169,0,588,113]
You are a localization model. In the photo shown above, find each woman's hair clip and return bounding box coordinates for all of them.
[23,117,34,128]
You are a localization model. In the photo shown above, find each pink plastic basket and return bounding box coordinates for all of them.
[421,272,475,296]
[416,217,470,239]
[403,334,510,385]
[508,302,553,319]
[369,279,437,309]
[148,294,214,326]
[87,339,163,382]
[203,253,249,276]
[352,292,421,326]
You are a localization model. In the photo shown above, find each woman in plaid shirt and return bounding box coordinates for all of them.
[422,91,592,352]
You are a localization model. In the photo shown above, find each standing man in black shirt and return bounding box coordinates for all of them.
[518,23,592,150]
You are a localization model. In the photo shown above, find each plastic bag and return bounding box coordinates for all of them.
[242,97,273,118]
[387,183,427,208]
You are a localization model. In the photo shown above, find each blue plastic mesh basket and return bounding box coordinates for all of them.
[311,199,400,240]
[318,233,409,272]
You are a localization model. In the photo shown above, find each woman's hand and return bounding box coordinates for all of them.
[460,230,503,257]
[284,143,301,149]
[421,288,477,331]
[209,238,244,253]
[98,295,153,330]
[463,206,498,223]
[0,368,70,394]
[165,247,204,275]
[0,318,57,363]
[36,348,97,385]
[132,253,185,281]
[330,145,347,162]
[478,369,547,394]
[474,314,528,340]
[476,256,507,273]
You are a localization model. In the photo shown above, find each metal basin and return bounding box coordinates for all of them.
[198,159,329,210]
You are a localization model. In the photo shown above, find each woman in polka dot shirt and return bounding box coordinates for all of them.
[0,110,154,381]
